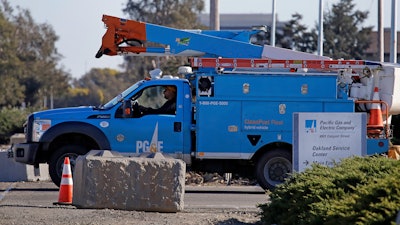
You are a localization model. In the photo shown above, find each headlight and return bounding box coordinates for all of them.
[32,119,51,142]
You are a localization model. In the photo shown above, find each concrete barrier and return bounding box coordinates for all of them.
[0,151,50,182]
[0,134,50,182]
[72,150,186,212]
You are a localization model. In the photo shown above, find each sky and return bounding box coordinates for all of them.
[10,0,400,78]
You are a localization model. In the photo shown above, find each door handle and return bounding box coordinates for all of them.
[174,122,181,132]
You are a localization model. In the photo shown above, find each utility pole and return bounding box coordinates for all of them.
[378,0,384,62]
[270,0,276,47]
[390,0,398,63]
[210,0,220,30]
[317,0,324,56]
[50,86,54,109]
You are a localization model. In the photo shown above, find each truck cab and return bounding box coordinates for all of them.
[14,75,193,186]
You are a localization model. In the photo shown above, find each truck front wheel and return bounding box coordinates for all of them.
[256,150,292,190]
[49,145,88,187]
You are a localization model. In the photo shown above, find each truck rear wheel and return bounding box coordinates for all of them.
[256,149,292,190]
[49,145,88,187]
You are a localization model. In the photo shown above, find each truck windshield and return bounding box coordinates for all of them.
[101,80,145,109]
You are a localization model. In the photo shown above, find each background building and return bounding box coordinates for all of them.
[198,13,284,30]
[366,29,400,63]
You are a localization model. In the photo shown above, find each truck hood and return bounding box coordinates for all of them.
[33,106,110,120]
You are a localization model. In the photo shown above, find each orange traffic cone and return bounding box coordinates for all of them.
[368,87,383,136]
[55,157,73,205]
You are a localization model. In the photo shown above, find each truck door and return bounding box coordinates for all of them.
[107,84,185,157]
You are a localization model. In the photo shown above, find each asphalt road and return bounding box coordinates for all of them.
[0,182,267,209]
[0,181,267,224]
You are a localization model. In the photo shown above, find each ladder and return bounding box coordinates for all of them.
[190,58,382,72]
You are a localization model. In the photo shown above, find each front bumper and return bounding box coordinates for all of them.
[12,142,40,165]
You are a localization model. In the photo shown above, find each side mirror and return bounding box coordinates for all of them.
[122,100,132,118]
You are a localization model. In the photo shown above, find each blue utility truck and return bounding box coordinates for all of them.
[12,15,400,189]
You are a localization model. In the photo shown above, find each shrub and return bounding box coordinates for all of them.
[0,107,30,144]
[259,156,400,225]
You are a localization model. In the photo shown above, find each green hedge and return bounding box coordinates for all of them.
[0,107,30,144]
[259,156,400,225]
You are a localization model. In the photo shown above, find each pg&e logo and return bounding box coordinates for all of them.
[305,119,317,133]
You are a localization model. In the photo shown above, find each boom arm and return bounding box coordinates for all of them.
[96,15,264,59]
[96,15,330,60]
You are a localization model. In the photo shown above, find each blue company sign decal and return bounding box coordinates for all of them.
[305,120,317,133]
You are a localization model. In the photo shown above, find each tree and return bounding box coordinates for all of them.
[121,0,205,81]
[123,0,205,29]
[275,0,371,59]
[0,1,25,106]
[321,0,372,59]
[276,13,317,53]
[61,68,129,107]
[0,0,71,108]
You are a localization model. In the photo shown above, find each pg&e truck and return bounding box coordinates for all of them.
[12,15,400,189]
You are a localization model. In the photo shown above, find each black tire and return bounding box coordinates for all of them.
[49,145,88,187]
[256,149,292,190]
